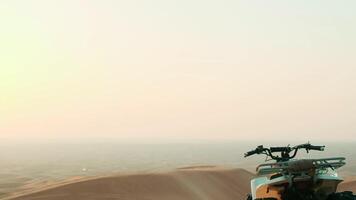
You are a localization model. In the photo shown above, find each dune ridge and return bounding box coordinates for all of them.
[4,167,356,200]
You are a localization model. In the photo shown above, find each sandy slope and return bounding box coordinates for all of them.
[8,167,253,200]
[6,167,356,200]
[338,177,356,193]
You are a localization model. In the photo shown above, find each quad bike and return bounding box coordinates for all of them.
[244,143,356,200]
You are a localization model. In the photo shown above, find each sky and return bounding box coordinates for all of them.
[1,0,355,141]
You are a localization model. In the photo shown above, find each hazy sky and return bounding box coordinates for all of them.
[1,0,355,141]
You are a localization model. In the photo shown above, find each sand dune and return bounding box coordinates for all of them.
[7,167,253,200]
[338,177,356,193]
[5,167,356,200]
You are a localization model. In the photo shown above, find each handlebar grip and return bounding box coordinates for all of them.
[244,150,256,157]
[308,145,325,151]
[270,147,290,152]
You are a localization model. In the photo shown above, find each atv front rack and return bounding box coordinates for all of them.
[256,157,346,176]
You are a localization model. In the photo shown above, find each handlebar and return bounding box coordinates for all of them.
[270,147,290,153]
[307,145,325,151]
[293,143,325,151]
[244,150,257,157]
[244,143,325,161]
[244,145,266,157]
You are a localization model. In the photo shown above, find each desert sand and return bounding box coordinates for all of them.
[5,166,356,200]
[337,177,356,193]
